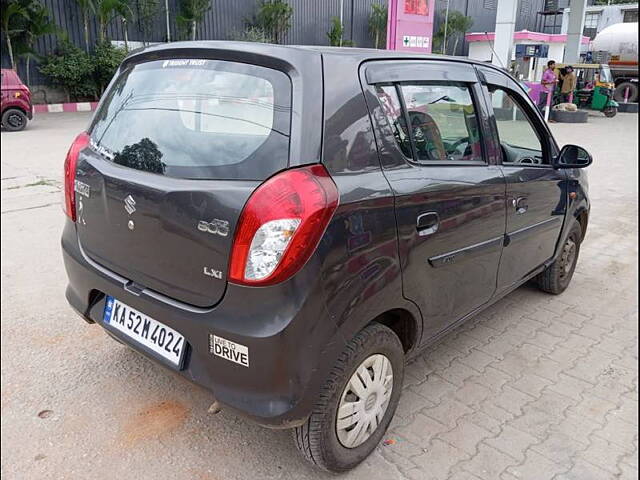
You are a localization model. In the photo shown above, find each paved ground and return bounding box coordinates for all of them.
[1,112,637,480]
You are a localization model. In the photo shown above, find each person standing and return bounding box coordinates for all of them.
[560,66,577,103]
[539,60,558,113]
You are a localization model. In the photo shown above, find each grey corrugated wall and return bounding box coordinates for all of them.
[1,0,546,88]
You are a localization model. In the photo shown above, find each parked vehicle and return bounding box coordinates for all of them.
[61,43,592,472]
[557,63,619,117]
[591,22,638,104]
[1,69,33,131]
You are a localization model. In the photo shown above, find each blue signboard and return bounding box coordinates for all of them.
[515,44,550,58]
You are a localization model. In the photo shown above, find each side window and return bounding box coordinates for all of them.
[399,83,483,162]
[488,86,547,165]
[375,82,484,164]
[374,85,413,158]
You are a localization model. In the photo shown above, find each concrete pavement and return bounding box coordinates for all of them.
[1,112,637,480]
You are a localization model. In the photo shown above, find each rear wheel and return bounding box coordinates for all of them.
[536,222,582,295]
[614,82,638,103]
[604,107,618,118]
[1,108,28,131]
[293,323,404,472]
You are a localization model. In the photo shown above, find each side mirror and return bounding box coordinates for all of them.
[554,144,593,169]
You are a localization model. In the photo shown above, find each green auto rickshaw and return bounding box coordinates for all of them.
[556,63,619,117]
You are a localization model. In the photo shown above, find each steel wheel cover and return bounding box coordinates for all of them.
[336,354,393,449]
[7,113,24,128]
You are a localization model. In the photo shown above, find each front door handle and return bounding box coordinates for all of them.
[417,212,439,236]
[514,196,528,214]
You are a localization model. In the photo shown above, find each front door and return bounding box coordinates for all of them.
[362,61,506,342]
[477,66,567,294]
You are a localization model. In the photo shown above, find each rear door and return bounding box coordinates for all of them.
[362,61,506,341]
[476,66,566,294]
[75,57,293,307]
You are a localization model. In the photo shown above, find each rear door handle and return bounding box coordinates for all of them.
[417,212,439,236]
[514,197,528,214]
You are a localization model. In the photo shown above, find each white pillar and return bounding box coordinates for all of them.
[492,0,519,69]
[565,0,587,64]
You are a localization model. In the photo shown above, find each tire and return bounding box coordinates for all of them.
[604,107,617,118]
[293,323,404,472]
[536,222,582,295]
[1,108,28,132]
[614,82,638,103]
[550,109,588,123]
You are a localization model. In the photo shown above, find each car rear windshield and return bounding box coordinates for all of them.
[88,59,292,180]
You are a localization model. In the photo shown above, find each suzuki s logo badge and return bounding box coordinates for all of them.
[124,195,136,215]
[197,219,229,237]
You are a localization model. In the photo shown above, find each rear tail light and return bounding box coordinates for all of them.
[229,164,339,286]
[63,132,90,221]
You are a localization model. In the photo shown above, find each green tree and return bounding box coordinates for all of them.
[326,16,354,47]
[327,16,344,46]
[368,3,387,49]
[255,0,292,44]
[18,0,59,86]
[114,138,166,174]
[1,0,29,70]
[177,0,211,41]
[229,26,270,43]
[92,41,127,95]
[73,0,95,53]
[137,0,160,45]
[433,9,473,55]
[95,0,133,44]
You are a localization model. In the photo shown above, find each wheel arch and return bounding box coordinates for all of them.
[369,307,420,355]
[575,208,589,242]
[2,105,27,116]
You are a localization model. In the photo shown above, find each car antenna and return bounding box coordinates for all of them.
[485,31,508,71]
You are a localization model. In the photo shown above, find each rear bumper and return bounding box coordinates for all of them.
[61,220,343,428]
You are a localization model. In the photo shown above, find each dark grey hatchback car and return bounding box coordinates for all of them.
[62,42,592,472]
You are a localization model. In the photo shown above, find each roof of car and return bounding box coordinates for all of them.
[128,40,504,71]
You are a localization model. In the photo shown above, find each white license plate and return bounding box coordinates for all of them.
[103,296,185,366]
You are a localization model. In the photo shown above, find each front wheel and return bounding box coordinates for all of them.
[604,107,618,118]
[293,323,404,472]
[1,108,28,131]
[536,222,582,295]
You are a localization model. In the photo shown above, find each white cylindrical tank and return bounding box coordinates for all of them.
[592,22,638,63]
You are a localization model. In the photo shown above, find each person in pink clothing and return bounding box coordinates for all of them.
[538,60,558,112]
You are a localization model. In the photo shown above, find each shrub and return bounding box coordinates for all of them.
[93,41,127,95]
[39,40,127,101]
[327,17,353,47]
[39,41,96,101]
[229,26,271,43]
[255,0,292,44]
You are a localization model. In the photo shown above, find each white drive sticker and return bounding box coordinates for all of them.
[162,59,207,68]
[209,334,249,367]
